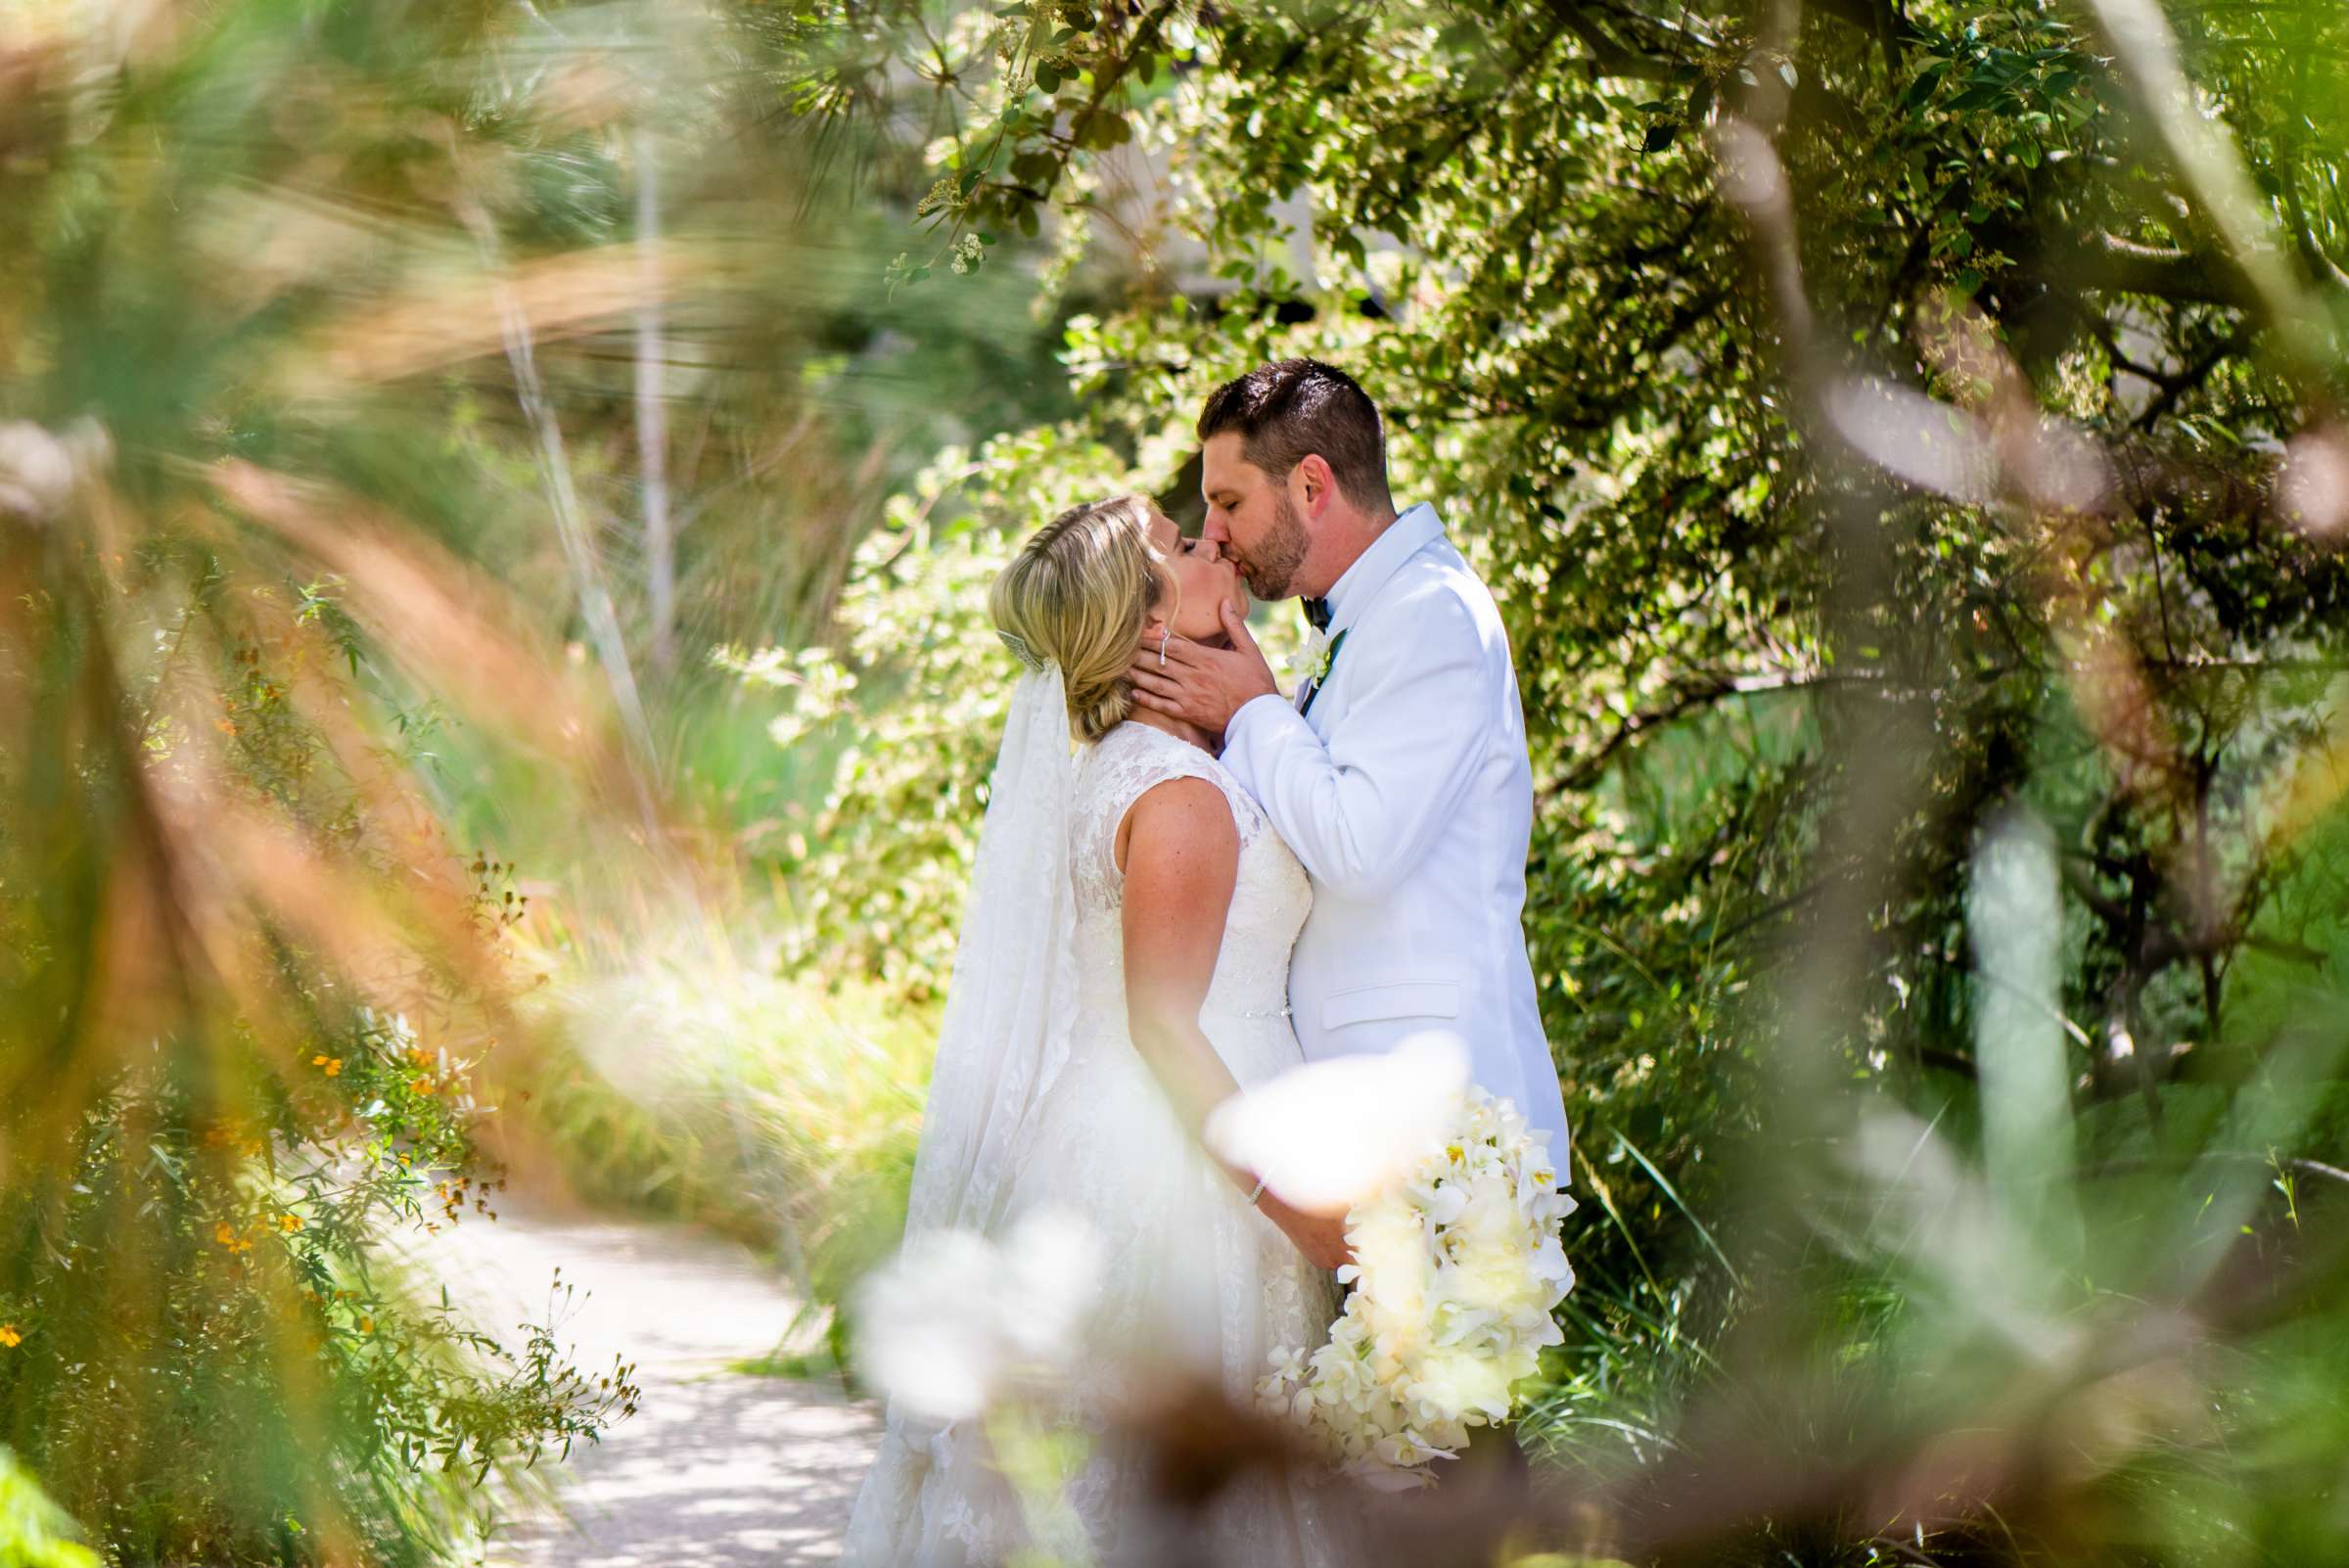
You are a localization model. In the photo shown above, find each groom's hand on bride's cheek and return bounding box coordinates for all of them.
[1128,601,1278,732]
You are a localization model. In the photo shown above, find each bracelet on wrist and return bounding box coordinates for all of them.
[1245,1175,1268,1206]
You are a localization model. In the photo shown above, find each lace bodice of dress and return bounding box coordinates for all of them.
[1069,721,1310,1031]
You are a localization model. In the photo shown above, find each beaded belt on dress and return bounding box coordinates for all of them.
[1227,1003,1292,1020]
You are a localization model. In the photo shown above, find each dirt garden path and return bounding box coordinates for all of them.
[408,1196,883,1568]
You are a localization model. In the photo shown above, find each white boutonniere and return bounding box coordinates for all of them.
[1292,625,1335,685]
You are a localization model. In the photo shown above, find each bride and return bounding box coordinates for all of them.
[843,493,1353,1567]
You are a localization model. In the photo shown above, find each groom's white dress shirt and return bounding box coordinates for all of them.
[1218,502,1573,1162]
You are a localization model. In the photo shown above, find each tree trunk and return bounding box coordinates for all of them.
[463,197,664,835]
[635,123,676,679]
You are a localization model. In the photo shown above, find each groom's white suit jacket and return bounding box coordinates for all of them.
[1219,502,1573,1162]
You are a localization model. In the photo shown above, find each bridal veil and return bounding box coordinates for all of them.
[843,660,1082,1564]
[896,660,1080,1241]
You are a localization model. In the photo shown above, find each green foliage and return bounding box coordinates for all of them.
[0,0,1111,1546]
[0,550,635,1565]
[498,945,935,1362]
[0,1452,97,1568]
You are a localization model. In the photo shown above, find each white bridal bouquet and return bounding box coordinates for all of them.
[1253,1082,1576,1491]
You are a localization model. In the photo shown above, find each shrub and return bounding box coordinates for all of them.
[0,549,635,1565]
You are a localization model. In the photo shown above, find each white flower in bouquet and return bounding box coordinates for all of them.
[1244,1061,1576,1492]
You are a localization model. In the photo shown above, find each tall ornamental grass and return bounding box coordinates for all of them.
[489,924,933,1365]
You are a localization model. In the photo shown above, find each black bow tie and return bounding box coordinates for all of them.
[1302,596,1332,631]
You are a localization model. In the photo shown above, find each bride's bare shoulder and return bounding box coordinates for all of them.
[1113,772,1238,881]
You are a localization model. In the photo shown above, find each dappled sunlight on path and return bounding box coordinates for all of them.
[406,1196,881,1567]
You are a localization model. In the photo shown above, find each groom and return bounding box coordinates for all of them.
[1130,358,1573,1231]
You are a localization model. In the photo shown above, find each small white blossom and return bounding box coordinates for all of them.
[915,176,959,219]
[1289,625,1333,684]
[853,1207,1101,1423]
[0,418,107,526]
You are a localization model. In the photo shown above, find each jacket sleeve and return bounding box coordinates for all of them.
[1219,586,1491,901]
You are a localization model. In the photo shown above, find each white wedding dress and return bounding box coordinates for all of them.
[845,718,1350,1568]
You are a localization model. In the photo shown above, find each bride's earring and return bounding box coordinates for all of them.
[1158,627,1170,668]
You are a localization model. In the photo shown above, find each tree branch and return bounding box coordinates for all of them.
[2105,438,2277,533]
[2132,329,2255,430]
[2280,161,2349,294]
[1808,0,1925,71]
[1545,0,1681,81]
[2014,230,2272,313]
[1546,669,1892,795]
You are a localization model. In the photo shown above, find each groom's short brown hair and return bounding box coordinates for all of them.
[1198,358,1395,514]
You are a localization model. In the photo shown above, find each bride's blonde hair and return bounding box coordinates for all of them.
[990,493,1173,743]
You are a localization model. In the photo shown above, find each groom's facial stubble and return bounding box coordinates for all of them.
[1246,490,1312,601]
[1201,434,1313,601]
